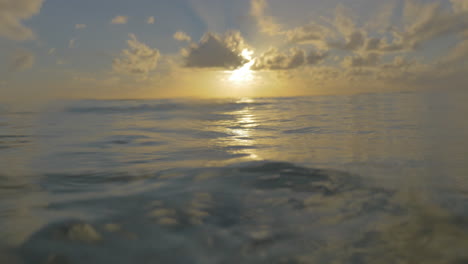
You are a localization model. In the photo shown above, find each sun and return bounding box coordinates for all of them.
[229,49,255,83]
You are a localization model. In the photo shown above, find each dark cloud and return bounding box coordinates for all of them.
[306,50,329,65]
[365,38,382,51]
[182,31,248,69]
[252,48,327,70]
[252,48,305,70]
[342,53,380,68]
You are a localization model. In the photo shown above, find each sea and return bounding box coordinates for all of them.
[1,89,468,263]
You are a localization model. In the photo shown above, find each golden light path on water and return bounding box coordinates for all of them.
[229,49,255,83]
[211,98,261,162]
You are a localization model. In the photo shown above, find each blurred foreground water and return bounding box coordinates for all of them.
[1,90,468,263]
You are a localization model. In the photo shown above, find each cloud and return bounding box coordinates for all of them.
[182,31,248,69]
[381,56,413,70]
[451,0,468,13]
[113,33,160,75]
[0,0,45,41]
[173,31,192,42]
[252,48,305,70]
[48,48,55,55]
[287,23,330,45]
[333,4,358,36]
[328,30,366,51]
[254,0,468,57]
[342,53,380,68]
[9,49,35,71]
[322,6,396,52]
[250,0,282,35]
[439,39,468,66]
[75,24,87,29]
[399,0,468,49]
[252,48,327,70]
[306,50,329,65]
[362,0,468,53]
[110,16,128,24]
[147,16,155,24]
[68,38,76,48]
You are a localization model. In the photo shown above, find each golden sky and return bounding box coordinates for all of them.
[1,0,468,102]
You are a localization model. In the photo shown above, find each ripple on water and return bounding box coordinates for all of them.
[15,162,468,263]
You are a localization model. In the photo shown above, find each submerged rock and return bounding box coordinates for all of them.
[44,254,71,264]
[103,223,121,233]
[52,222,102,243]
[0,249,23,264]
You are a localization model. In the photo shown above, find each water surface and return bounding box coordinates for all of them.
[1,90,468,263]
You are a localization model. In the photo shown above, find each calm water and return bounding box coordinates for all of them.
[1,90,468,263]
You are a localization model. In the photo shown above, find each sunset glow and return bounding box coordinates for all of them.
[1,0,468,100]
[229,49,256,84]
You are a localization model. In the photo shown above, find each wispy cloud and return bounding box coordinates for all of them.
[75,24,87,29]
[0,0,45,41]
[111,16,128,24]
[68,38,76,48]
[9,49,35,71]
[147,16,155,24]
[250,0,283,35]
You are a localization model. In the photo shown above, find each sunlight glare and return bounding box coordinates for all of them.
[229,49,255,83]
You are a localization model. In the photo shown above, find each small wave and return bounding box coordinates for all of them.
[0,135,31,149]
[65,99,271,115]
[66,103,182,114]
[283,126,323,134]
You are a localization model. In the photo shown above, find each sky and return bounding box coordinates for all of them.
[1,0,468,102]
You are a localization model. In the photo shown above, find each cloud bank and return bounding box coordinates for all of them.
[252,48,327,70]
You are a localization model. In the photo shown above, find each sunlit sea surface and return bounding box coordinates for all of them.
[1,90,468,263]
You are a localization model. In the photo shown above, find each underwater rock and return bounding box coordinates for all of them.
[0,249,23,264]
[103,223,121,232]
[44,254,71,264]
[52,222,102,243]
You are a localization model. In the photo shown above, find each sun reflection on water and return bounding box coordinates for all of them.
[212,100,261,161]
